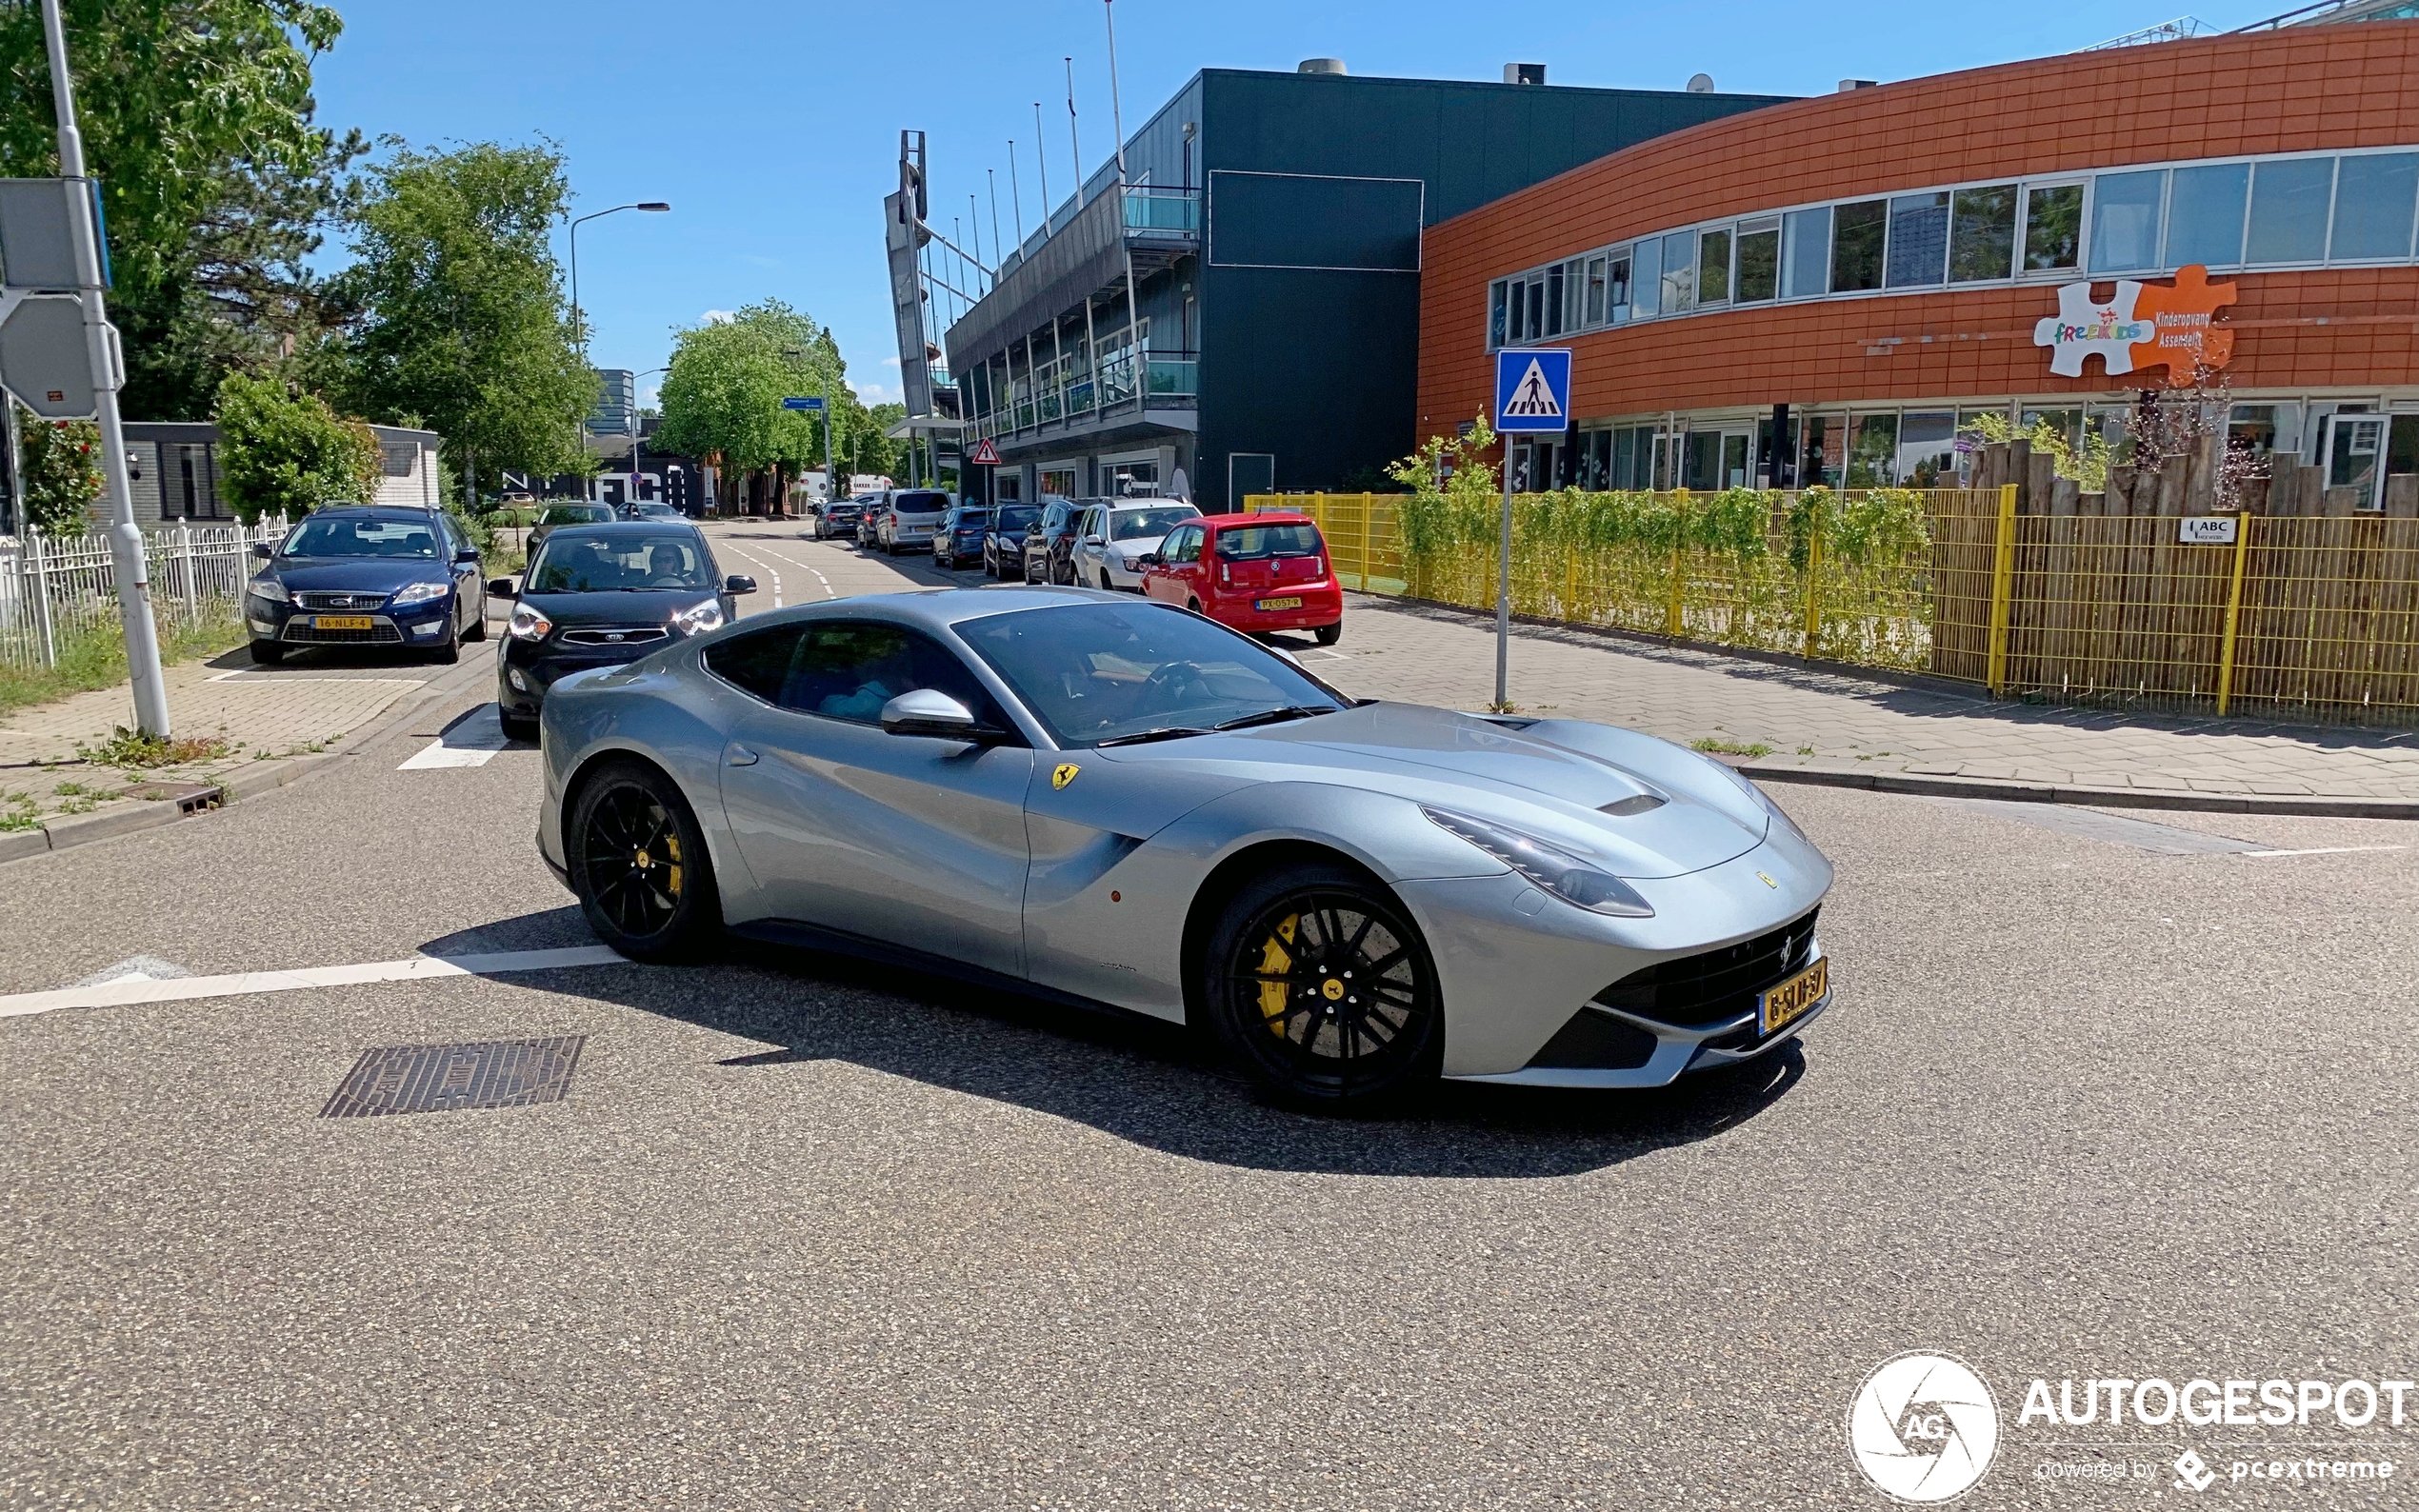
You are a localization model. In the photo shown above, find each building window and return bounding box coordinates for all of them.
[2332,152,2419,259]
[2089,169,2166,272]
[2164,162,2248,268]
[1696,228,1731,304]
[1546,262,1566,335]
[1886,191,1949,288]
[2322,151,2419,257]
[1847,414,1899,487]
[1735,217,1779,302]
[1527,274,1545,340]
[1782,206,1830,298]
[1584,256,1608,325]
[1830,199,1887,291]
[1631,238,1662,318]
[1607,250,1632,321]
[2023,183,2084,270]
[1489,280,1508,348]
[2248,157,2334,264]
[1660,229,1695,311]
[1506,280,1526,346]
[1949,186,2016,282]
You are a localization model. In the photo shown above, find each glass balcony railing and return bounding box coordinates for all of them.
[1122,188,1201,235]
[1146,357,1197,396]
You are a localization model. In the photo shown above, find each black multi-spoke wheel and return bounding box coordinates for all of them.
[1206,862,1442,1109]
[568,761,719,961]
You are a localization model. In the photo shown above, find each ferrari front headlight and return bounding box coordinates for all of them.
[1421,806,1654,918]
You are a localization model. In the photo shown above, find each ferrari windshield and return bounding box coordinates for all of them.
[957,602,1345,748]
[526,531,715,591]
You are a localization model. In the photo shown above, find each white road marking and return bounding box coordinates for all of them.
[741,538,840,599]
[398,705,512,769]
[720,542,784,607]
[2238,845,2408,858]
[0,945,636,1020]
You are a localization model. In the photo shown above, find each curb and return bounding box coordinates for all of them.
[0,666,489,865]
[1734,762,2419,821]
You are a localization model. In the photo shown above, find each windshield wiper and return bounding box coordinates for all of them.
[1094,726,1214,747]
[1212,705,1337,731]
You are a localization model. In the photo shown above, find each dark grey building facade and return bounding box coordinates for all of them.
[947,64,1789,511]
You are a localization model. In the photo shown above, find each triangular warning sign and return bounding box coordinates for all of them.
[969,437,1000,465]
[1501,358,1562,419]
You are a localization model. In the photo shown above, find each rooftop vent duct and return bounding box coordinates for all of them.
[1503,62,1546,85]
[1686,71,1714,92]
[1298,57,1347,75]
[1838,77,1878,90]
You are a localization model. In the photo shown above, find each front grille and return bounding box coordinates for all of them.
[284,617,403,644]
[1525,1008,1661,1070]
[295,590,388,611]
[561,626,669,647]
[1591,908,1820,1027]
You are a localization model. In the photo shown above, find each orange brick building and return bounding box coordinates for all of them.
[1415,22,2419,507]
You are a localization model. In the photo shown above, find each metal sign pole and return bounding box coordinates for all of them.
[1495,445,1512,709]
[40,0,169,737]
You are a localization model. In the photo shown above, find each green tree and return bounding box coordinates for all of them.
[0,1,357,419]
[211,371,379,523]
[658,301,872,508]
[14,409,105,535]
[337,140,595,501]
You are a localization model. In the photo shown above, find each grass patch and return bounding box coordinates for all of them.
[1691,736,1774,759]
[0,608,246,717]
[0,792,37,832]
[75,726,233,769]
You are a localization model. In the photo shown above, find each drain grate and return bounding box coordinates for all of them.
[321,1035,587,1118]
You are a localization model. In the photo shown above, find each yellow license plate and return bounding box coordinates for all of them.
[312,614,374,630]
[1758,956,1828,1035]
[1255,596,1303,611]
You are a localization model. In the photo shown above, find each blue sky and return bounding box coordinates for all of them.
[310,0,2289,410]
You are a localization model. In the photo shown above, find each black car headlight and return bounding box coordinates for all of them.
[248,577,289,604]
[1422,806,1654,918]
[670,598,724,637]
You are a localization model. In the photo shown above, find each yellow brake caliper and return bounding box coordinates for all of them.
[1257,915,1296,1035]
[664,832,683,899]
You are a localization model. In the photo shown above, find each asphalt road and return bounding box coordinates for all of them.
[3,524,2415,1510]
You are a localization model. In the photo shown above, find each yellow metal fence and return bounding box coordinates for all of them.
[1246,489,2419,726]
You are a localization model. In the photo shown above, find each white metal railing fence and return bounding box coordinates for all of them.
[0,518,287,670]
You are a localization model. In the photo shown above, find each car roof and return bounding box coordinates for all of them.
[1199,511,1309,526]
[1109,500,1196,511]
[536,519,703,536]
[730,585,1156,633]
[303,505,438,520]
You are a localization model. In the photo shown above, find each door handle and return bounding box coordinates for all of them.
[728,745,759,766]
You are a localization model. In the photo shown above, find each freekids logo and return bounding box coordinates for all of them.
[2031,264,2238,384]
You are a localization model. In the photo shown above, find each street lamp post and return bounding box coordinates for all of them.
[566,202,670,493]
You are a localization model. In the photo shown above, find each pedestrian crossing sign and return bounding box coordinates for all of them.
[1493,348,1571,434]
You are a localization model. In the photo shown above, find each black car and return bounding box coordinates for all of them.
[813,492,873,540]
[1022,496,1106,585]
[982,501,1041,578]
[528,501,616,551]
[490,522,755,742]
[616,501,684,522]
[243,506,488,665]
[931,504,991,570]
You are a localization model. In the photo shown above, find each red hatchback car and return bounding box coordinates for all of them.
[1138,511,1345,645]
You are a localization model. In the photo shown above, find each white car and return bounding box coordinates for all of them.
[871,488,953,554]
[1070,501,1203,590]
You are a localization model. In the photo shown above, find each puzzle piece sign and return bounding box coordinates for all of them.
[2032,264,2238,387]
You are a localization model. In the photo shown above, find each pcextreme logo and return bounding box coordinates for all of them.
[2031,264,2237,385]
[1848,1352,2001,1503]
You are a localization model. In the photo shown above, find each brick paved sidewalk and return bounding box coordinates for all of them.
[1319,596,2419,805]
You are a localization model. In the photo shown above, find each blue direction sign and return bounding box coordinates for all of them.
[1492,348,1571,434]
[782,395,827,411]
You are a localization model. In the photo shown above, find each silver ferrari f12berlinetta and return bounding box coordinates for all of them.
[535,587,1834,1109]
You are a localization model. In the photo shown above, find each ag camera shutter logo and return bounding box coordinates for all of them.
[1847,1351,2000,1502]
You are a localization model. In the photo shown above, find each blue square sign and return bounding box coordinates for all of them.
[1493,348,1571,434]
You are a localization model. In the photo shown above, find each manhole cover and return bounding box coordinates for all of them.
[321,1035,587,1118]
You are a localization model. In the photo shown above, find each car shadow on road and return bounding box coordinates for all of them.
[423,914,1809,1180]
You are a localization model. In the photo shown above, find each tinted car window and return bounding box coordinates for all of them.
[708,620,1001,727]
[527,531,714,591]
[891,490,951,513]
[958,603,1342,748]
[539,505,614,527]
[1040,503,1068,531]
[1162,526,1202,564]
[1215,523,1324,560]
[993,504,1040,532]
[282,516,440,559]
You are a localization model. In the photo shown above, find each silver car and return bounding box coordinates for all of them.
[1071,501,1202,590]
[871,487,952,554]
[535,589,1833,1109]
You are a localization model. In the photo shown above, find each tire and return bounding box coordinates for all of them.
[567,759,721,962]
[1053,556,1073,587]
[427,620,460,665]
[248,638,287,666]
[1099,570,1115,591]
[1024,555,1041,586]
[1203,861,1444,1111]
[1314,621,1343,647]
[500,711,539,744]
[463,603,489,642]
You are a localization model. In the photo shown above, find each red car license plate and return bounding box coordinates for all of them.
[1254,595,1304,611]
